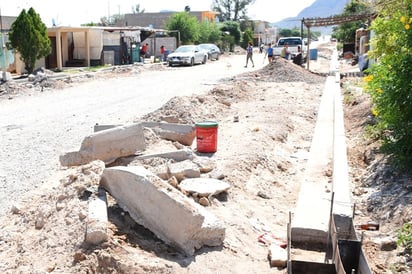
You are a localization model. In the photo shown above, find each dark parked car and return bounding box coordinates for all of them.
[167,45,208,66]
[198,44,221,61]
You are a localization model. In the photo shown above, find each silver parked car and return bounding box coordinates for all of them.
[167,45,208,66]
[198,43,221,60]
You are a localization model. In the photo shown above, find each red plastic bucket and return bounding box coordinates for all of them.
[195,121,218,153]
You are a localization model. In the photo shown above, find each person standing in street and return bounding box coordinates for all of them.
[293,45,303,65]
[140,43,149,63]
[280,43,290,60]
[244,42,255,68]
[160,45,166,61]
[265,43,274,63]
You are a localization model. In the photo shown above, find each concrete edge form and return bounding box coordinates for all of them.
[289,48,374,273]
[291,75,336,246]
[332,72,353,225]
[291,46,356,247]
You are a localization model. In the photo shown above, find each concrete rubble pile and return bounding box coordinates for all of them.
[59,121,229,255]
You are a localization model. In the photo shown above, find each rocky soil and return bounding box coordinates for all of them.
[341,76,412,274]
[0,43,410,273]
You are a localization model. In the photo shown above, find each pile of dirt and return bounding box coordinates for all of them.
[255,57,326,83]
[140,81,251,125]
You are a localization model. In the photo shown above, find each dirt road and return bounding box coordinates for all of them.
[0,52,268,217]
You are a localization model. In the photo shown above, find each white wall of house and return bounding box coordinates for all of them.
[73,29,103,60]
[103,32,120,46]
[90,29,104,60]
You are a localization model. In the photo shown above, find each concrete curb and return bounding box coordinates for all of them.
[291,75,335,246]
[291,47,353,246]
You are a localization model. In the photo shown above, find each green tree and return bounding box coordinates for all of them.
[279,28,296,37]
[132,4,145,13]
[7,8,51,74]
[212,0,255,22]
[220,21,241,45]
[100,14,125,26]
[166,12,200,44]
[221,34,235,52]
[332,0,372,43]
[198,21,222,44]
[278,27,320,40]
[239,19,258,32]
[241,28,253,48]
[365,0,412,168]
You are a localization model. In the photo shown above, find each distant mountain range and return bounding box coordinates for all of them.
[271,0,350,34]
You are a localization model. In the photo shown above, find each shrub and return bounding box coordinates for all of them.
[364,1,412,169]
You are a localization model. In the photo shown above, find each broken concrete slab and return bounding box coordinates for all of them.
[179,178,231,197]
[60,123,146,167]
[93,124,121,132]
[167,160,201,181]
[192,157,216,173]
[269,243,287,267]
[153,159,201,181]
[85,188,108,245]
[135,148,194,162]
[93,122,195,146]
[100,166,225,255]
[141,121,196,146]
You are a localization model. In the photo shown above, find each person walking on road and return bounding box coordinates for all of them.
[264,43,274,63]
[244,42,255,68]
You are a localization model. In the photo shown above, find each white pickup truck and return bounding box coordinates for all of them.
[272,37,306,58]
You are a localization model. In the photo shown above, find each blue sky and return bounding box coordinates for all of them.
[1,0,316,27]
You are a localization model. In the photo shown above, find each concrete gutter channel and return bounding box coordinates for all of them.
[289,49,372,274]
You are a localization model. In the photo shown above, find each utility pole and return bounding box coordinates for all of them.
[107,1,110,23]
[0,8,7,71]
[0,8,3,34]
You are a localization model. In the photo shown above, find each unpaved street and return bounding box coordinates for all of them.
[0,53,266,216]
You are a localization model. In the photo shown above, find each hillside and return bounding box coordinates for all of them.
[272,0,348,33]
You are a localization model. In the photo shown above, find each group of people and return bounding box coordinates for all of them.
[244,42,304,67]
[139,43,169,62]
[280,43,303,65]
